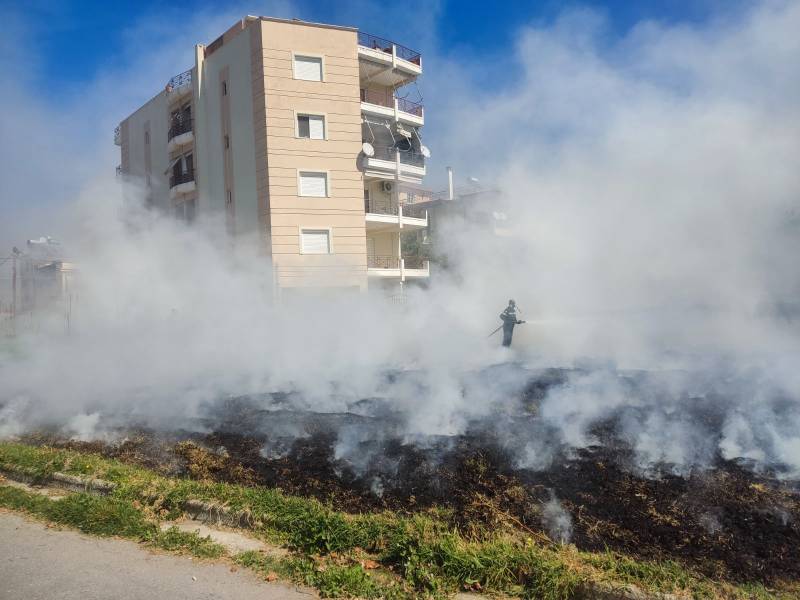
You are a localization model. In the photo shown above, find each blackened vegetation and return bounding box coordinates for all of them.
[23,367,800,586]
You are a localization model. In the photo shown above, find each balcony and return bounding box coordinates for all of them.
[114,125,121,146]
[167,118,194,151]
[360,89,424,126]
[367,255,429,279]
[169,168,195,198]
[361,145,426,183]
[357,32,421,87]
[166,68,192,103]
[365,196,427,232]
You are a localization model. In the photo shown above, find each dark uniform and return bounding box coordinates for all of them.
[499,300,523,347]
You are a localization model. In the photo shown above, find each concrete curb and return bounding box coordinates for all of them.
[0,466,116,496]
[1,466,257,532]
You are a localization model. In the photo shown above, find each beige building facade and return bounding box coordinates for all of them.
[116,16,431,294]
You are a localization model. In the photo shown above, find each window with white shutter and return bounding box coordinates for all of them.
[301,229,331,254]
[297,115,325,139]
[293,55,323,81]
[299,171,328,197]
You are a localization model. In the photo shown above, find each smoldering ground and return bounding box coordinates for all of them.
[2,0,800,585]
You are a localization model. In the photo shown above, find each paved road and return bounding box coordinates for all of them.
[0,511,315,600]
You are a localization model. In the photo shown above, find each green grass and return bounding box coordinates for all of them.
[0,485,225,559]
[0,441,795,600]
[235,551,396,599]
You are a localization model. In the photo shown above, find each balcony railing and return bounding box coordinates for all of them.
[368,255,400,269]
[401,202,427,219]
[357,32,421,66]
[403,256,428,270]
[166,68,192,93]
[170,169,194,188]
[360,88,393,108]
[369,145,426,168]
[396,97,423,117]
[168,118,193,141]
[365,198,398,215]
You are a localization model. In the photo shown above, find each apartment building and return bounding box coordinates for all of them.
[115,16,431,294]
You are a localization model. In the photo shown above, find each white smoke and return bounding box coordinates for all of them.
[541,492,573,544]
[1,1,800,482]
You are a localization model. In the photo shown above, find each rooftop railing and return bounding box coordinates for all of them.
[357,32,421,66]
[169,168,194,188]
[168,118,193,142]
[166,68,192,92]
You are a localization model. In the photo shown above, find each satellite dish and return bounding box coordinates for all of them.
[361,142,375,157]
[420,145,431,158]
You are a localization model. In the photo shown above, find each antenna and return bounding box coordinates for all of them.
[361,142,375,157]
[420,145,431,158]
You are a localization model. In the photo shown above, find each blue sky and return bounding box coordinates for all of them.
[18,0,741,93]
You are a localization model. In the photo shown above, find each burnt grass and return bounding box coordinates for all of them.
[20,369,800,587]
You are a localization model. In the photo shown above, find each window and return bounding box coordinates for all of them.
[297,114,325,139]
[298,171,328,197]
[221,81,228,96]
[224,135,230,149]
[293,55,323,81]
[301,229,331,254]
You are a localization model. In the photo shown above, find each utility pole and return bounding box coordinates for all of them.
[11,252,16,336]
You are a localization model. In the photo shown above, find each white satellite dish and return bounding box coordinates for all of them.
[420,145,431,158]
[361,142,375,157]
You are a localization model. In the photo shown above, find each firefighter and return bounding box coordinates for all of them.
[499,299,525,347]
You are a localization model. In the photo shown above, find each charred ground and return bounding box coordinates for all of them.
[17,367,800,587]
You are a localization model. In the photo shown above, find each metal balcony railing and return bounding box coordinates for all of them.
[361,90,424,118]
[357,32,421,65]
[360,88,393,108]
[169,169,194,188]
[114,125,121,146]
[368,145,426,168]
[399,149,425,167]
[403,256,428,270]
[368,255,400,269]
[166,68,192,93]
[396,97,423,117]
[401,202,427,219]
[365,197,398,215]
[168,118,193,141]
[367,145,395,162]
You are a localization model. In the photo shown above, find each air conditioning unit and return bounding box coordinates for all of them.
[380,181,393,193]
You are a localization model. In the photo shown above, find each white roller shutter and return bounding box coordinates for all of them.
[294,56,323,81]
[299,171,328,197]
[301,229,331,254]
[308,115,325,139]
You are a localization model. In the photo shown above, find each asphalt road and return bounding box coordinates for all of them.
[0,511,315,600]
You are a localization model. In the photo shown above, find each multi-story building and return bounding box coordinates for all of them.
[115,16,431,294]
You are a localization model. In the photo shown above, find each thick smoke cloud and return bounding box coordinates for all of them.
[1,1,800,481]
